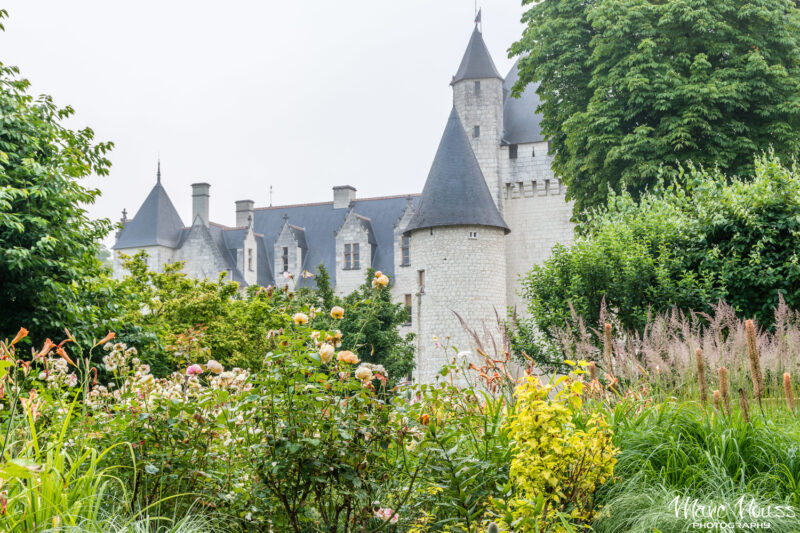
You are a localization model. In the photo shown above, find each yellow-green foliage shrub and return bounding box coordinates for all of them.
[493,369,617,531]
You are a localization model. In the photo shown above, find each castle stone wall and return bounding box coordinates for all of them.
[112,245,176,278]
[274,226,303,289]
[390,202,417,343]
[410,224,506,384]
[500,141,575,312]
[176,225,233,282]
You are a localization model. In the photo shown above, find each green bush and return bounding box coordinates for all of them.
[519,153,800,353]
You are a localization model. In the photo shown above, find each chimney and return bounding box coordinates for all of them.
[235,199,255,227]
[191,182,210,227]
[333,185,356,209]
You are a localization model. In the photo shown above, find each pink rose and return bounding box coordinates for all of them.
[186,364,203,376]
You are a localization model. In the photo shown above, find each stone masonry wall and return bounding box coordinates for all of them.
[175,225,233,282]
[410,224,506,384]
[390,201,417,342]
[453,78,505,213]
[274,225,303,289]
[500,141,575,312]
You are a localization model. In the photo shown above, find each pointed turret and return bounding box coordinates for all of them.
[451,26,502,85]
[112,165,185,249]
[404,107,508,234]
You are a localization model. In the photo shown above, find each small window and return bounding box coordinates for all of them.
[532,147,536,158]
[344,243,352,270]
[353,243,360,270]
[401,235,410,266]
[474,81,481,93]
[418,270,425,293]
[282,246,289,273]
[473,125,480,138]
[248,248,254,271]
[468,231,478,239]
[509,144,518,159]
[404,294,412,325]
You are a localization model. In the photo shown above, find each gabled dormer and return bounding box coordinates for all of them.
[334,208,377,295]
[274,214,308,288]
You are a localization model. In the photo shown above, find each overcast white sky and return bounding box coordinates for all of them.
[1,1,527,244]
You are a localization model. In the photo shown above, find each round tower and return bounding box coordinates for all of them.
[405,107,509,384]
[451,24,505,212]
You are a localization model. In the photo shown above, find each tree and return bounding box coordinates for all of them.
[519,153,800,345]
[310,266,415,386]
[0,9,114,344]
[511,0,800,214]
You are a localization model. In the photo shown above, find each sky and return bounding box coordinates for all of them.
[1,1,528,245]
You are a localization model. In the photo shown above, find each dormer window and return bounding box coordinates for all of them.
[473,125,480,138]
[344,243,360,270]
[282,246,289,274]
[248,248,254,271]
[401,235,410,266]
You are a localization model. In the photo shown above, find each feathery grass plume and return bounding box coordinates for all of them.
[713,389,720,410]
[695,348,707,403]
[588,361,597,381]
[718,367,731,415]
[745,319,764,401]
[603,323,614,375]
[784,372,795,410]
[738,388,751,422]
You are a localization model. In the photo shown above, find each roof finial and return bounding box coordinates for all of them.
[121,208,128,222]
[474,7,482,31]
[157,158,162,184]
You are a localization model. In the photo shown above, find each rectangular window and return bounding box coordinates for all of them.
[344,243,352,270]
[468,231,478,239]
[474,80,481,93]
[509,144,518,159]
[404,294,412,325]
[281,247,289,273]
[353,243,360,269]
[473,125,480,138]
[344,243,360,270]
[418,270,425,293]
[401,235,410,266]
[248,248,254,271]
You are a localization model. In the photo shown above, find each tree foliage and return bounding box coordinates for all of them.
[520,153,800,342]
[309,266,415,386]
[0,9,114,344]
[511,0,800,213]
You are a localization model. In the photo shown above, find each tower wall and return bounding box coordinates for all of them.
[410,224,506,384]
[112,245,176,279]
[452,78,504,212]
[499,141,575,313]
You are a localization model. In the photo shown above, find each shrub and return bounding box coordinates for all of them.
[519,153,800,353]
[491,368,616,531]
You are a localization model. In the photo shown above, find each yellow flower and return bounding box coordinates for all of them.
[337,350,359,364]
[355,365,374,383]
[372,274,389,288]
[293,313,309,325]
[206,360,224,374]
[374,271,383,278]
[319,343,335,364]
[330,306,345,319]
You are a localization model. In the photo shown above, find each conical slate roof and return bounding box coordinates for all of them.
[113,179,185,249]
[404,107,509,234]
[451,26,502,85]
[502,60,545,144]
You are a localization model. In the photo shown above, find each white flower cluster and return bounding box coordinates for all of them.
[37,356,78,389]
[102,342,138,372]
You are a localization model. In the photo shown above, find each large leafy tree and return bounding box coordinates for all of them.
[0,10,114,343]
[511,0,800,214]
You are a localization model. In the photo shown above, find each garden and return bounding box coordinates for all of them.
[5,0,800,529]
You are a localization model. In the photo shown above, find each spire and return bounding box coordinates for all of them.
[157,159,162,184]
[404,107,508,234]
[451,24,502,85]
[112,179,185,249]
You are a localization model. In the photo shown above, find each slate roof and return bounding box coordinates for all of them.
[502,60,545,145]
[404,107,509,235]
[113,180,185,249]
[252,195,419,289]
[451,26,502,85]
